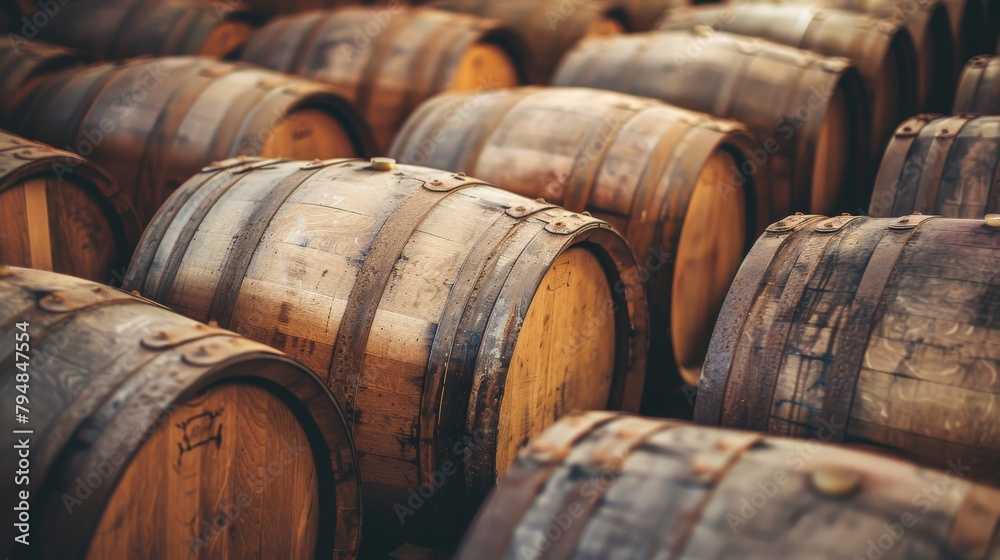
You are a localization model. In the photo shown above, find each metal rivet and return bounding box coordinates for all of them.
[49,294,64,303]
[841,213,851,216]
[898,219,909,224]
[794,212,804,215]
[810,465,861,497]
[985,214,1000,228]
[370,157,396,171]
[513,205,526,213]
[553,221,566,228]
[913,211,922,215]
[155,331,168,339]
[430,179,443,186]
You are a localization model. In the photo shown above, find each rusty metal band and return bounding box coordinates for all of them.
[870,115,933,216]
[562,106,636,213]
[353,12,413,115]
[911,116,972,214]
[954,57,987,112]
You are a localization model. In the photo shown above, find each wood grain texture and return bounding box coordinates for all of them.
[0,131,140,282]
[869,114,1000,218]
[0,267,360,560]
[696,215,1000,485]
[0,40,87,126]
[10,57,375,225]
[954,55,1000,114]
[552,30,870,219]
[122,157,648,546]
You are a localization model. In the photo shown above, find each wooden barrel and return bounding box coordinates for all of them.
[553,30,870,219]
[229,0,361,16]
[612,0,687,32]
[954,55,1000,113]
[0,40,87,126]
[430,0,625,84]
[35,0,259,61]
[11,57,375,225]
[0,131,140,283]
[456,411,1000,560]
[944,0,995,64]
[240,7,525,151]
[390,87,768,394]
[696,214,1000,484]
[869,114,1000,217]
[659,5,918,161]
[0,266,360,560]
[122,156,648,544]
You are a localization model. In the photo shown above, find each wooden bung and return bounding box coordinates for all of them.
[954,55,1000,114]
[870,114,1000,218]
[455,411,1000,560]
[0,267,360,560]
[0,40,88,126]
[239,7,525,152]
[658,4,919,161]
[552,29,870,220]
[0,131,140,283]
[389,86,769,391]
[122,157,648,544]
[10,57,375,225]
[696,214,1000,484]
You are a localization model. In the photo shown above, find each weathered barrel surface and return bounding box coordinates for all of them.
[122,157,648,543]
[0,131,140,283]
[0,267,360,560]
[0,40,87,125]
[553,30,870,219]
[456,411,1000,560]
[870,114,1000,218]
[240,7,524,151]
[11,57,374,225]
[954,55,1000,114]
[659,4,917,160]
[697,214,1000,484]
[390,87,767,392]
[431,0,624,84]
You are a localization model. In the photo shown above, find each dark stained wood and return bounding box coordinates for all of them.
[954,55,1000,114]
[455,411,1000,560]
[0,267,360,560]
[870,114,1000,218]
[0,40,88,126]
[696,215,1000,485]
[610,0,687,31]
[943,0,996,65]
[122,157,648,547]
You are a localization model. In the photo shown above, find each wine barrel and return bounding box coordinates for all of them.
[430,0,625,84]
[553,30,870,219]
[11,57,375,225]
[697,214,1000,484]
[0,267,360,560]
[122,157,648,545]
[658,5,918,160]
[240,7,525,151]
[954,55,1000,113]
[0,40,87,126]
[35,0,259,61]
[456,411,1000,560]
[0,131,140,283]
[390,87,768,393]
[869,114,1000,217]
[944,0,995,64]
[612,0,687,32]
[229,0,359,16]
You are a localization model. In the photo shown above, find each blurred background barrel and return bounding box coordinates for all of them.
[658,4,918,162]
[456,411,1000,560]
[390,87,767,398]
[869,114,1000,217]
[240,7,525,151]
[612,0,688,32]
[697,214,1000,484]
[122,157,648,547]
[954,55,1000,113]
[942,0,997,66]
[0,40,88,126]
[553,30,870,220]
[10,57,375,224]
[0,267,360,560]
[0,131,140,283]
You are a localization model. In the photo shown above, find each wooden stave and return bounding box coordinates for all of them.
[695,215,1000,484]
[869,114,1000,218]
[121,156,649,543]
[0,266,361,560]
[0,131,141,282]
[953,55,1000,114]
[455,411,1000,560]
[552,29,871,220]
[10,57,375,225]
[0,40,88,126]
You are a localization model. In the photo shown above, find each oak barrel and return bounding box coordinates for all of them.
[553,29,870,219]
[696,214,1000,484]
[954,55,1000,114]
[390,87,768,392]
[0,267,360,560]
[613,0,687,32]
[456,411,1000,560]
[0,40,87,126]
[239,7,525,151]
[122,157,648,544]
[35,0,259,61]
[11,57,375,225]
[870,114,1000,217]
[944,0,995,65]
[0,131,140,283]
[430,0,625,84]
[658,4,918,160]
